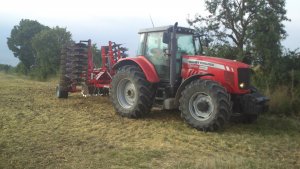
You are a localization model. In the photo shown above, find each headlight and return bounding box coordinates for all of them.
[239,83,245,89]
[238,68,250,89]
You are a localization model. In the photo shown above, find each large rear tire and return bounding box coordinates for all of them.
[179,79,231,131]
[110,65,155,118]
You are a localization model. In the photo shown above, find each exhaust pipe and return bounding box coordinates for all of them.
[170,22,178,96]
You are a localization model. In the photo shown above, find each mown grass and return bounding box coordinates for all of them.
[0,72,299,169]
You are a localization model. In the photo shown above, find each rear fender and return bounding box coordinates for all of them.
[113,56,160,83]
[174,73,214,106]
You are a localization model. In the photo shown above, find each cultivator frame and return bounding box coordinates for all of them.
[56,40,127,98]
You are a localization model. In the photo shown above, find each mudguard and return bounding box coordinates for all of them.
[174,73,214,105]
[113,56,160,83]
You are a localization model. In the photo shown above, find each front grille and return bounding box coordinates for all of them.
[237,68,251,89]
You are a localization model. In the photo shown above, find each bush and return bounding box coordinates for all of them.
[267,86,300,116]
[0,64,14,73]
[15,62,28,75]
[28,65,58,81]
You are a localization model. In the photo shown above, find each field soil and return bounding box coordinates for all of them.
[0,72,300,169]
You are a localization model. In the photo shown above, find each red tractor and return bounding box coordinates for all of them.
[57,23,268,131]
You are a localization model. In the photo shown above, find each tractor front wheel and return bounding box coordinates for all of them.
[179,79,231,131]
[110,65,155,118]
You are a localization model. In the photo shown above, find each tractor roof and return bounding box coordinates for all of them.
[138,25,194,34]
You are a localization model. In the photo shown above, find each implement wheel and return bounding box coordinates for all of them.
[56,85,68,98]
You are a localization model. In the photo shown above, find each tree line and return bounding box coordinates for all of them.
[6,19,72,79]
[5,19,102,79]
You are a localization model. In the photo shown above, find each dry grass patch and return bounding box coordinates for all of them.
[0,72,300,169]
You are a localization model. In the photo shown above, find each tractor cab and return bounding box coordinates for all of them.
[137,24,199,85]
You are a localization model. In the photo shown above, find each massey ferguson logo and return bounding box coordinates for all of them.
[199,61,214,67]
[183,58,227,71]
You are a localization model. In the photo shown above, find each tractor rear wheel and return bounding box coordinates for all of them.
[179,79,231,131]
[110,65,155,118]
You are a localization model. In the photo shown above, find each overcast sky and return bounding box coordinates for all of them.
[1,0,299,66]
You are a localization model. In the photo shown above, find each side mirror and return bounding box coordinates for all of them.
[163,32,170,44]
[203,38,209,47]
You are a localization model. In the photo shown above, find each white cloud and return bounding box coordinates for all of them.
[0,0,205,21]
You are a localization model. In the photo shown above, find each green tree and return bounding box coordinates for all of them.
[188,0,289,67]
[250,0,289,72]
[7,19,47,74]
[31,26,72,79]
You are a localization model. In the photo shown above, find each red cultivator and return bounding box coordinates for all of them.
[56,40,127,98]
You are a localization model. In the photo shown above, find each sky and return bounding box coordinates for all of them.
[0,0,299,66]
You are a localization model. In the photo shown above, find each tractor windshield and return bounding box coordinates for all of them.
[176,34,198,56]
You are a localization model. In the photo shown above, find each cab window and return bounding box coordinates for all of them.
[145,32,168,65]
[177,34,196,56]
[145,32,169,79]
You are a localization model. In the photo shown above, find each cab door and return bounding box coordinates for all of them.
[144,32,170,80]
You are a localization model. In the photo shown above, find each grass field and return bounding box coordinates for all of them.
[0,72,300,169]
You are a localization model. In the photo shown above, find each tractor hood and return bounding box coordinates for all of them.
[182,55,251,94]
[183,55,250,70]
